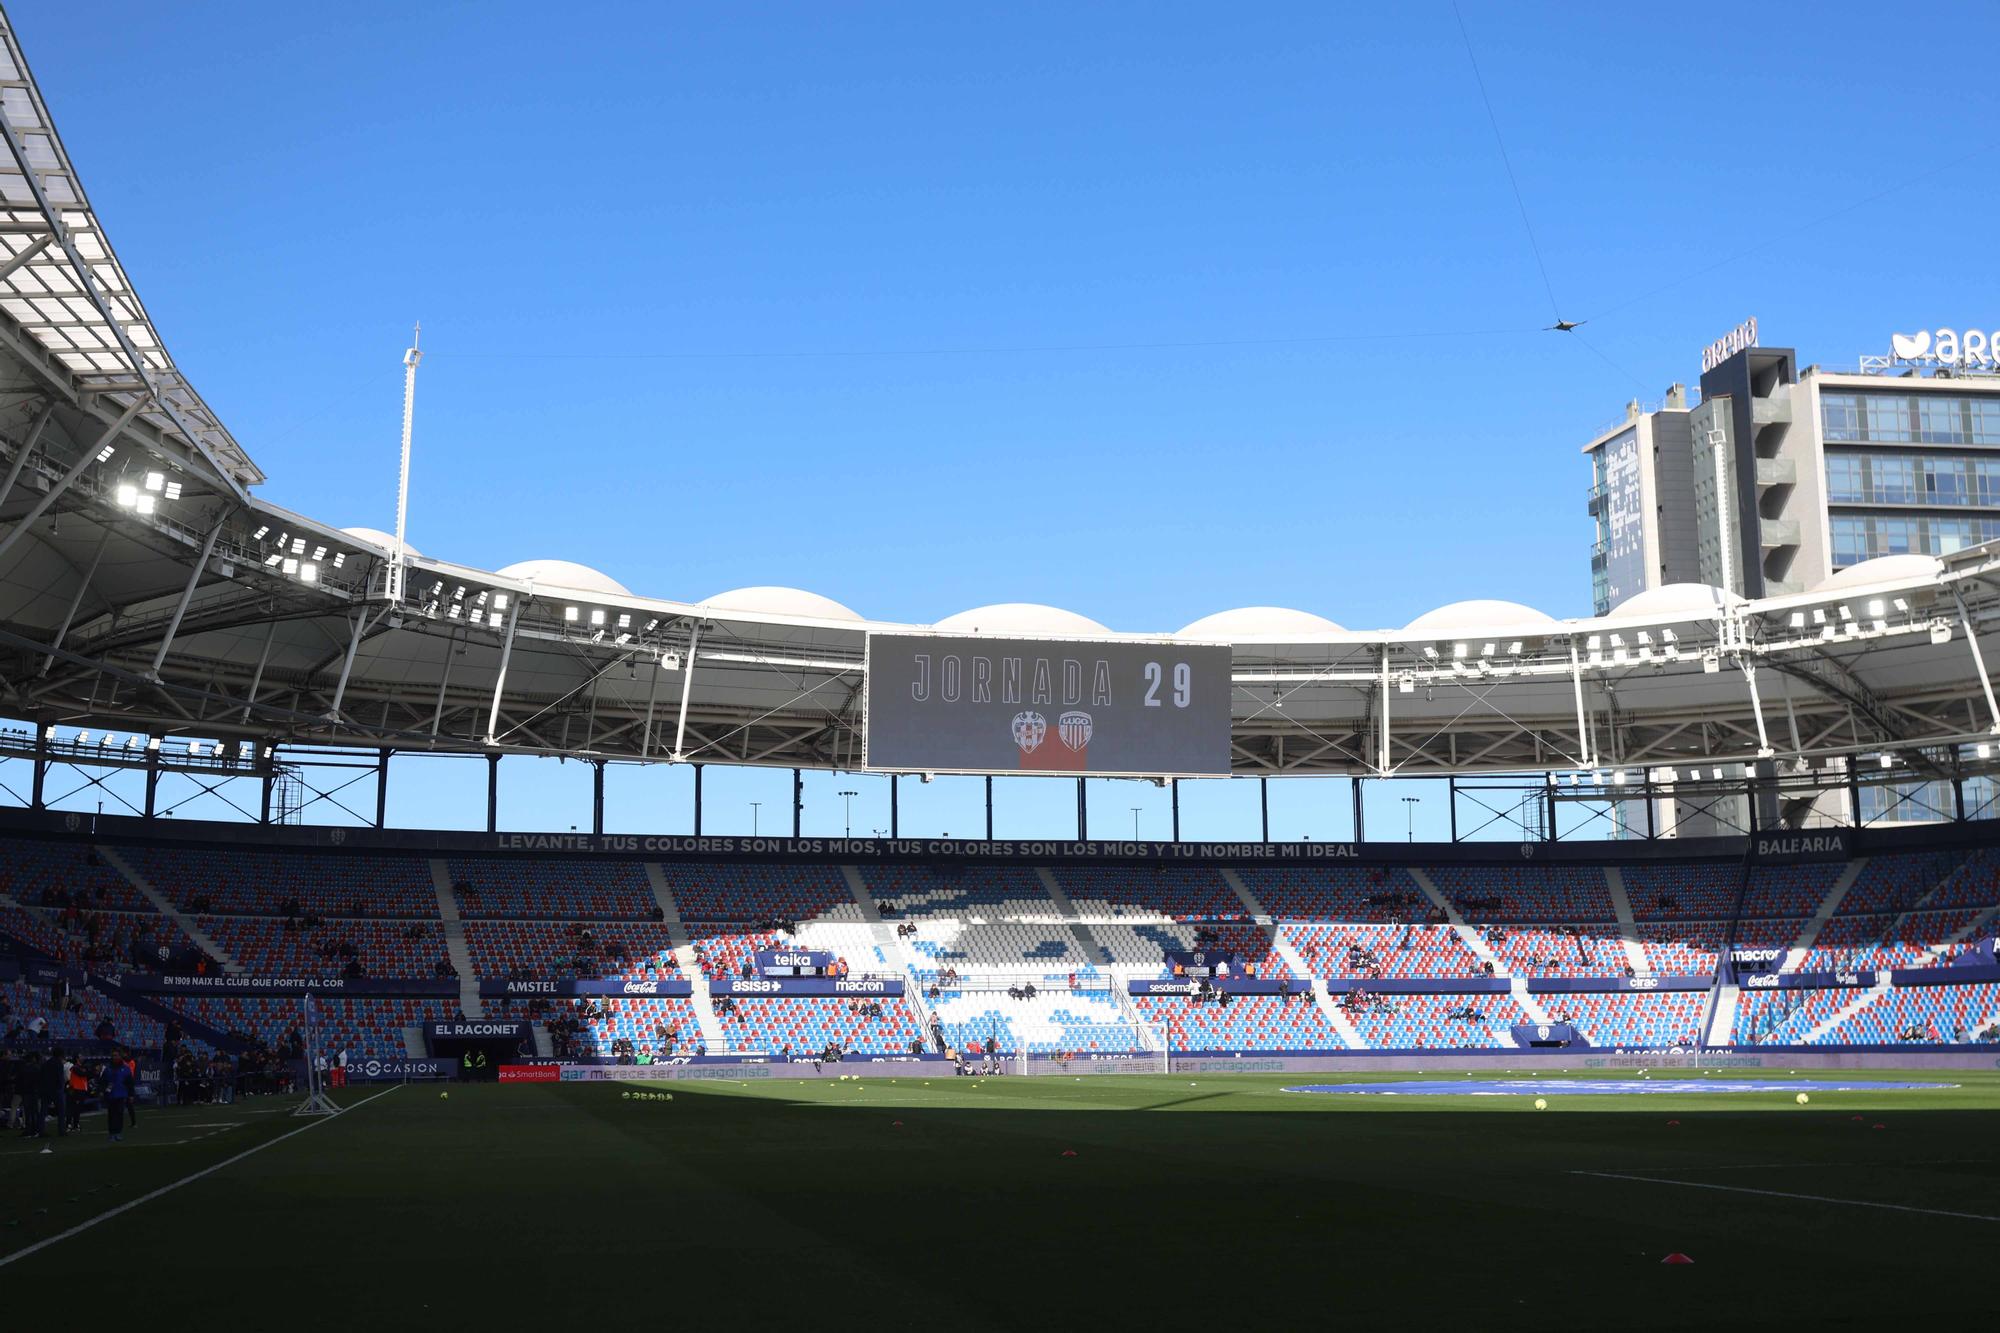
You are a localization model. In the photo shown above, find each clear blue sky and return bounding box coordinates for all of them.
[8,1,1996,838]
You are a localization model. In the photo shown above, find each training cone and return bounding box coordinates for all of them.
[1060,1149,1077,1158]
[38,1145,52,1155]
[1666,1119,1680,1126]
[892,1120,903,1128]
[1872,1123,1886,1130]
[1661,1253,1694,1265]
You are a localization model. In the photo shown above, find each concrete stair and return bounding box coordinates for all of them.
[1602,868,1651,975]
[427,859,482,1018]
[1802,972,1892,1043]
[1406,866,1552,1024]
[646,863,726,1051]
[1782,859,1867,971]
[98,845,243,974]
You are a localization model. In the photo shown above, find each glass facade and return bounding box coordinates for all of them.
[1824,451,2000,506]
[1823,388,2000,567]
[1822,391,2000,445]
[1829,514,2000,566]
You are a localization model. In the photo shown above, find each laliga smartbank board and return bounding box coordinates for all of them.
[863,633,1232,776]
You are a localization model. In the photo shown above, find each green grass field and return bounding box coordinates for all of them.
[5,1069,1999,1328]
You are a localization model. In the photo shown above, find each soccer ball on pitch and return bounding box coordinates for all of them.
[1534,1098,1548,1110]
[1796,1093,1809,1105]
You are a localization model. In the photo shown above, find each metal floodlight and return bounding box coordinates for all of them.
[143,471,164,492]
[1611,770,1627,785]
[1660,628,1676,643]
[589,608,606,627]
[564,606,579,623]
[1930,622,1952,645]
[659,651,681,671]
[115,483,138,507]
[274,531,289,548]
[452,586,466,601]
[1586,635,1602,650]
[312,545,327,560]
[1872,619,1888,633]
[1867,599,1885,618]
[617,613,631,629]
[1812,608,1826,624]
[251,525,269,540]
[1788,611,1806,628]
[446,603,461,618]
[332,552,345,568]
[1893,598,1909,613]
[135,494,156,515]
[1978,742,1993,760]
[1589,770,1604,786]
[263,553,282,566]
[643,619,658,632]
[164,480,181,500]
[94,444,115,462]
[1838,605,1854,621]
[1879,753,1895,769]
[282,557,298,574]
[299,562,318,583]
[291,537,306,555]
[75,730,90,745]
[615,632,631,645]
[1451,642,1467,659]
[146,737,160,752]
[1422,645,1438,659]
[487,612,502,628]
[491,593,508,611]
[1507,640,1522,655]
[1480,642,1495,656]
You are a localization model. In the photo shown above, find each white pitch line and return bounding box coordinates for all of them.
[0,1086,399,1269]
[1568,1170,2000,1223]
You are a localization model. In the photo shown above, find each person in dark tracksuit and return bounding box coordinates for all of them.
[41,1047,66,1137]
[102,1051,133,1142]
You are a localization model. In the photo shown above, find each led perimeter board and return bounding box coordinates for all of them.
[863,633,1232,776]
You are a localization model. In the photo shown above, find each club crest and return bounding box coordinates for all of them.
[1011,711,1047,754]
[1058,710,1093,752]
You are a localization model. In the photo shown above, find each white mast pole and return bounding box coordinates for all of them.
[390,323,422,604]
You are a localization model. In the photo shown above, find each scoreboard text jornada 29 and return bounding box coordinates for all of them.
[864,633,1232,777]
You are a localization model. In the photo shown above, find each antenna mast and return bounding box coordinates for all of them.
[389,323,422,604]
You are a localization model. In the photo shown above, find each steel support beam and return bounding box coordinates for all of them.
[0,399,54,512]
[1260,775,1269,841]
[670,624,701,762]
[1170,777,1180,842]
[486,751,500,833]
[591,760,605,836]
[1953,590,2000,734]
[986,774,995,839]
[374,748,390,829]
[693,762,703,835]
[148,517,226,678]
[39,523,111,676]
[30,723,47,809]
[891,774,900,838]
[1076,777,1087,840]
[0,397,142,568]
[483,603,522,744]
[327,608,377,720]
[792,767,802,838]
[144,736,159,818]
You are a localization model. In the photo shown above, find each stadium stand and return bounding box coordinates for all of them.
[2,832,1998,1060]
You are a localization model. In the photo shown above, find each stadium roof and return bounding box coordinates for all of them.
[1,10,1999,799]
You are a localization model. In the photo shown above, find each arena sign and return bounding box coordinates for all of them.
[863,633,1232,776]
[1889,328,2000,370]
[1700,315,1758,371]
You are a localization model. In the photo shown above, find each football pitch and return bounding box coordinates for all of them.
[5,1069,1999,1328]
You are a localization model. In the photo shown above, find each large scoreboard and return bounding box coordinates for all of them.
[863,632,1232,777]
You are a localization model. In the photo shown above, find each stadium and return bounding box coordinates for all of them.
[1,6,1998,1327]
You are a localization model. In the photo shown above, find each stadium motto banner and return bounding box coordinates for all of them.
[121,974,461,997]
[863,632,1232,776]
